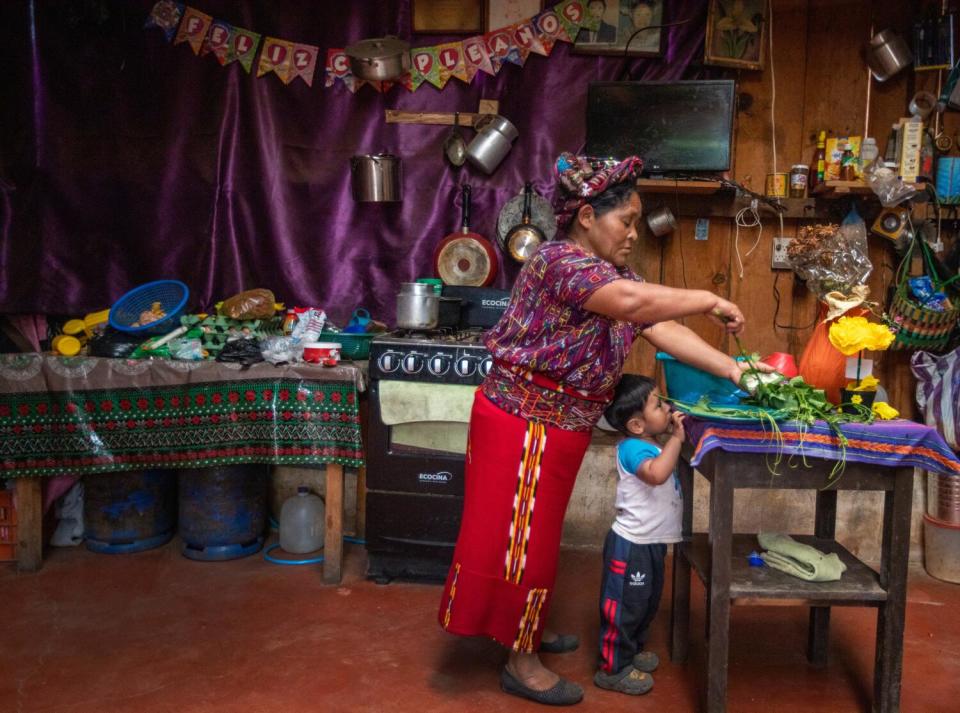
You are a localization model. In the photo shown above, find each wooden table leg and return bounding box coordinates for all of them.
[706,465,734,713]
[808,488,838,666]
[15,478,43,572]
[873,468,913,713]
[355,466,366,539]
[670,455,695,663]
[323,463,344,585]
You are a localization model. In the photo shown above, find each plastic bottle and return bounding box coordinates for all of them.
[809,130,826,190]
[279,487,325,554]
[860,137,879,168]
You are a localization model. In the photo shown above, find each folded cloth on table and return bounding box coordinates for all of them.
[758,532,847,582]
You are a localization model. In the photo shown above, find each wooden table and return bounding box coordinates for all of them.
[0,354,365,583]
[669,447,914,713]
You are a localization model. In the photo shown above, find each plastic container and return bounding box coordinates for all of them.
[923,513,960,583]
[657,352,747,405]
[320,330,373,360]
[860,137,879,166]
[84,470,177,554]
[279,487,326,554]
[108,280,190,336]
[789,165,808,198]
[178,465,268,561]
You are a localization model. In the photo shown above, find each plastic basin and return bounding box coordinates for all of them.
[656,352,747,405]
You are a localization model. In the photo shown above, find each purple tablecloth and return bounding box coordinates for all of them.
[686,418,960,476]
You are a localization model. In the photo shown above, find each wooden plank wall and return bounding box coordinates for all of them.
[625,0,925,417]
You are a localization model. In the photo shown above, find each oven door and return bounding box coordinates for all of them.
[366,380,476,497]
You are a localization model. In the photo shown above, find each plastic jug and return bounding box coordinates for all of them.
[279,487,325,554]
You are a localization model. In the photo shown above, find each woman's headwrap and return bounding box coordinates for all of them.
[553,152,644,228]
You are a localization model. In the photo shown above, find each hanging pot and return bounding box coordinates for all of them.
[345,37,410,81]
[866,29,913,82]
[351,153,402,202]
[646,206,678,237]
[465,115,519,175]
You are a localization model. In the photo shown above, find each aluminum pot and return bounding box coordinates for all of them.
[396,282,439,330]
[351,153,402,202]
[345,37,410,81]
[646,206,678,237]
[867,29,912,82]
[465,115,519,175]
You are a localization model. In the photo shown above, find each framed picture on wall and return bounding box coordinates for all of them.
[573,0,665,58]
[703,0,766,70]
[412,0,485,34]
[485,0,546,32]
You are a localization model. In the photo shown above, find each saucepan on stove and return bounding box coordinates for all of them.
[396,282,439,330]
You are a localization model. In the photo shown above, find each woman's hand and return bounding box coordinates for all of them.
[708,299,745,334]
[727,359,778,386]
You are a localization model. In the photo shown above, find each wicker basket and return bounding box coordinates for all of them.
[888,238,959,352]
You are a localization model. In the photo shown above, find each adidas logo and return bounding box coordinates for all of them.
[629,572,646,587]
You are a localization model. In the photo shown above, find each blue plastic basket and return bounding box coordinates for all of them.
[108,280,190,335]
[656,352,748,405]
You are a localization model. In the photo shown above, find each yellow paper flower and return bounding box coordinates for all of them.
[847,375,879,391]
[828,316,896,356]
[872,401,900,420]
[850,394,863,405]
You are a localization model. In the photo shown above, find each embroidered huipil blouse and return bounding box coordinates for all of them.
[482,241,651,431]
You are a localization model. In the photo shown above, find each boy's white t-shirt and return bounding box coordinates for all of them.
[612,438,683,545]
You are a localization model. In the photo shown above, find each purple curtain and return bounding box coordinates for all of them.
[0,0,707,325]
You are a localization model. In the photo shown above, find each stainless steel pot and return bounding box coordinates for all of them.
[867,29,912,82]
[646,206,678,237]
[396,282,438,330]
[465,115,519,175]
[345,37,410,81]
[351,153,402,202]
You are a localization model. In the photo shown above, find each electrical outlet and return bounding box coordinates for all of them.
[771,237,792,270]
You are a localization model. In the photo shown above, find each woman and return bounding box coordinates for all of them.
[437,153,756,705]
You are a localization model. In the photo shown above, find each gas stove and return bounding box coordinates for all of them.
[369,329,493,385]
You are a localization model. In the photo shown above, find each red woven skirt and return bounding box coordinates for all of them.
[438,391,592,652]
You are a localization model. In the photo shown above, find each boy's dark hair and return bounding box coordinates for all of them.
[604,374,657,435]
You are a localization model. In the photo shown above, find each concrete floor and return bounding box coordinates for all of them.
[2,541,958,713]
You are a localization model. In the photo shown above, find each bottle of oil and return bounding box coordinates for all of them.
[809,130,826,191]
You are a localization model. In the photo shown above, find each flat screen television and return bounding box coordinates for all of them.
[585,80,736,174]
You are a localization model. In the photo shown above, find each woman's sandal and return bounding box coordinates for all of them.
[539,633,580,654]
[593,666,654,695]
[500,667,585,706]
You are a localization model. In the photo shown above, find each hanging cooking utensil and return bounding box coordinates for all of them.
[503,183,545,263]
[443,112,467,168]
[434,185,498,286]
[344,37,410,81]
[496,185,556,248]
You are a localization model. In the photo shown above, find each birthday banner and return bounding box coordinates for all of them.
[145,0,593,92]
[326,0,594,93]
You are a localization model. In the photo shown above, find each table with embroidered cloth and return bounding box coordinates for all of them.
[670,415,960,713]
[0,353,365,582]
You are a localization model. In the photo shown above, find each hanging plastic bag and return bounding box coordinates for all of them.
[911,346,960,450]
[863,158,917,207]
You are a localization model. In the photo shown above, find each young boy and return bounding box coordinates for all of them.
[594,375,685,695]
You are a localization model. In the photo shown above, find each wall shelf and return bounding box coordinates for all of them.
[636,178,724,195]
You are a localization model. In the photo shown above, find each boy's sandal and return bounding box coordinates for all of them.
[539,633,580,654]
[500,667,584,706]
[632,650,660,673]
[593,666,654,696]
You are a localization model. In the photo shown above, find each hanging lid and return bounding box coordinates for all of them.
[345,37,410,61]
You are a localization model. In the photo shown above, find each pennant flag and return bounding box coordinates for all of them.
[554,0,589,40]
[144,1,183,42]
[411,47,443,89]
[291,42,319,86]
[436,41,468,85]
[324,49,361,92]
[513,20,547,60]
[173,6,212,55]
[201,19,232,62]
[258,37,295,83]
[462,35,495,81]
[485,27,520,71]
[232,27,261,73]
[533,10,571,54]
[401,67,427,92]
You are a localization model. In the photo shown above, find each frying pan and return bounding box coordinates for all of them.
[434,184,499,287]
[503,182,545,263]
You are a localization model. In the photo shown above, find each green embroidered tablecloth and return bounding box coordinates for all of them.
[0,355,365,477]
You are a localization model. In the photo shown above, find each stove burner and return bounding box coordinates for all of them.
[389,328,486,344]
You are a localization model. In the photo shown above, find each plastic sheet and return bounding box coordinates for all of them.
[788,216,873,298]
